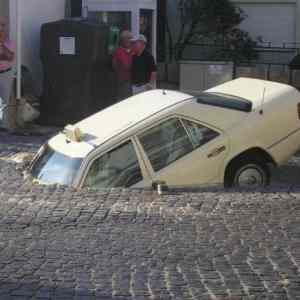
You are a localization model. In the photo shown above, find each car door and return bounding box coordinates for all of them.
[135,117,229,187]
[79,139,151,189]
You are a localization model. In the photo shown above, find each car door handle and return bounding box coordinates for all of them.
[152,181,169,194]
[152,180,167,189]
[207,146,226,158]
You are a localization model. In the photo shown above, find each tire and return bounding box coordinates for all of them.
[225,157,270,188]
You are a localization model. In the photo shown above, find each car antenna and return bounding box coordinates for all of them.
[259,86,266,115]
[162,89,167,95]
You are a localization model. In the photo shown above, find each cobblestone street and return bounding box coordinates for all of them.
[0,133,300,300]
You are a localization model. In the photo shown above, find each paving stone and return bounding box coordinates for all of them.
[0,140,300,299]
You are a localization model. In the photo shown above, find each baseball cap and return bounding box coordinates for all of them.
[131,34,147,44]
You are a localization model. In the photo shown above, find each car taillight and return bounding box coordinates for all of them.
[298,103,300,120]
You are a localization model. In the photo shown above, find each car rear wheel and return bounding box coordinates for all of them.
[225,158,270,188]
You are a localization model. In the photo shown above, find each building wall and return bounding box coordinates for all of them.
[166,0,300,60]
[9,0,66,95]
[232,0,299,47]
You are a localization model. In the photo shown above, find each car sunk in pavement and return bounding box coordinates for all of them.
[30,78,300,189]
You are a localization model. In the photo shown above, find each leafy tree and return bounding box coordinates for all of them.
[215,28,259,62]
[167,0,258,62]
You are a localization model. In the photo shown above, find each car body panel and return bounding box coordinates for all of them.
[130,115,229,187]
[48,133,94,159]
[75,90,193,148]
[32,78,300,188]
[75,137,153,189]
[205,78,300,183]
[141,133,229,187]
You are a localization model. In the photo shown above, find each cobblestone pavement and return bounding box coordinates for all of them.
[0,135,300,299]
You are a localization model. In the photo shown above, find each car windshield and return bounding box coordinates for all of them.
[31,145,83,186]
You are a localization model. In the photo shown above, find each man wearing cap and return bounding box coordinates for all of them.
[112,30,133,101]
[0,17,15,125]
[131,34,157,95]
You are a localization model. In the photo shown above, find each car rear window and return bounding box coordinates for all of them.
[196,92,252,112]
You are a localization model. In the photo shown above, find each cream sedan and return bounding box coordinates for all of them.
[29,78,300,189]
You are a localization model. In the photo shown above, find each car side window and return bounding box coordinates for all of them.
[181,119,219,148]
[139,118,194,172]
[84,141,143,189]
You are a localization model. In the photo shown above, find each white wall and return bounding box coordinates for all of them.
[166,0,298,61]
[9,0,66,95]
[238,3,296,47]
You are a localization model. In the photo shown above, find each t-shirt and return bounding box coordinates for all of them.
[0,39,15,71]
[112,47,133,82]
[131,50,157,85]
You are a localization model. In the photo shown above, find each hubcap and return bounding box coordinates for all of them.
[235,167,264,188]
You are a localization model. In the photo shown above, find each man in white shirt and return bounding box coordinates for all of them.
[131,35,157,95]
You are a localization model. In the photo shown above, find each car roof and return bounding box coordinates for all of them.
[49,78,300,158]
[206,77,298,108]
[76,89,193,146]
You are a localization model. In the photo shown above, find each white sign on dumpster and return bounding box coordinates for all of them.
[59,37,76,55]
